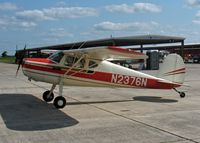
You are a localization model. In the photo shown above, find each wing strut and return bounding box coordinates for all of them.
[63,54,86,78]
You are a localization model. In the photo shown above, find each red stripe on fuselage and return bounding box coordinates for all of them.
[24,58,55,64]
[23,63,112,83]
[23,62,180,89]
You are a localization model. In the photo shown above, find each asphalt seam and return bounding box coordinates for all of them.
[87,104,199,143]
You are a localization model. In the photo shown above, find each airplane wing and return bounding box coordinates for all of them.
[63,46,148,60]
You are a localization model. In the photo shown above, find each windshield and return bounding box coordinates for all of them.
[48,51,64,63]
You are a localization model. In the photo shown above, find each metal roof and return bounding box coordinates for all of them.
[17,35,185,52]
[130,43,200,51]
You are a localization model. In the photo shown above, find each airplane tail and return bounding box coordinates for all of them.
[157,54,185,85]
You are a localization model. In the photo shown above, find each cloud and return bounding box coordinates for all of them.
[105,3,161,13]
[0,2,18,11]
[47,28,73,38]
[94,21,158,31]
[56,1,67,6]
[186,0,200,7]
[0,16,37,30]
[39,28,73,45]
[193,19,200,24]
[16,9,52,21]
[20,21,37,28]
[196,10,200,16]
[16,7,98,21]
[193,10,200,24]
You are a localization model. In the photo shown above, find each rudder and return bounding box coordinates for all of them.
[158,54,185,84]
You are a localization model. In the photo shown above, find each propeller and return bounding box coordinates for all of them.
[16,45,26,77]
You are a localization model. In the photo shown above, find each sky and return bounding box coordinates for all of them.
[1,0,200,55]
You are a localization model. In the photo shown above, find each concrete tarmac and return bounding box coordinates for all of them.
[0,62,200,143]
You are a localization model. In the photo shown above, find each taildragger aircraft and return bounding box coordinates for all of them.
[17,46,186,109]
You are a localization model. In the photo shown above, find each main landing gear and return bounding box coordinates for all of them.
[42,81,66,109]
[173,88,186,98]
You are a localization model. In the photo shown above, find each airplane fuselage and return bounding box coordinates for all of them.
[22,58,180,89]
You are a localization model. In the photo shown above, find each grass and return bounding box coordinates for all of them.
[0,56,16,64]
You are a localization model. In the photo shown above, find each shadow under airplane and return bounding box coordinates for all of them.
[133,96,178,103]
[0,94,78,131]
[66,99,134,105]
[66,95,177,105]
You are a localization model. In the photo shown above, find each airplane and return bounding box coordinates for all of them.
[17,46,186,109]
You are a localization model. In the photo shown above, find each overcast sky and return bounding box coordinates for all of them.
[1,0,200,55]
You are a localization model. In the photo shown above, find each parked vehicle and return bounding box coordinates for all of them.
[193,55,200,63]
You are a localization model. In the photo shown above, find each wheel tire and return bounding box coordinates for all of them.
[53,96,66,109]
[180,92,185,98]
[43,90,54,102]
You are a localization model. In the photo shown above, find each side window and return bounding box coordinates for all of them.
[65,56,75,67]
[64,55,85,69]
[89,60,98,68]
[76,59,85,68]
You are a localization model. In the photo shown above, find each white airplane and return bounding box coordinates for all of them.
[18,46,186,109]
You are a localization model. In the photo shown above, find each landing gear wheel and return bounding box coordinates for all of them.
[173,88,186,98]
[53,96,66,109]
[43,90,54,102]
[180,92,185,98]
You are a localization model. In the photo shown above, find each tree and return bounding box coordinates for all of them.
[1,51,7,57]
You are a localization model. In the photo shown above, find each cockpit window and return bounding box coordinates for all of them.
[89,60,98,68]
[64,55,85,68]
[48,51,64,63]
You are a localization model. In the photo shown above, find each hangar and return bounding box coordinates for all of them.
[15,34,200,64]
[15,34,186,61]
[130,43,200,63]
[15,34,200,65]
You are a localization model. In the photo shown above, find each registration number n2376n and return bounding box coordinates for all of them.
[111,74,147,87]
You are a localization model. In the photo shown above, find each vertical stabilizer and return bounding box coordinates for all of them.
[158,54,185,84]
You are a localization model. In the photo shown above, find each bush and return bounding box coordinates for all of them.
[1,51,7,57]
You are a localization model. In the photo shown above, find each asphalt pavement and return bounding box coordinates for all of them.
[0,63,200,143]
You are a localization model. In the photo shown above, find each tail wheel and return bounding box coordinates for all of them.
[53,96,66,109]
[180,92,185,98]
[173,88,186,98]
[43,90,54,102]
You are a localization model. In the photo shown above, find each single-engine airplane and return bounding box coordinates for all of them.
[17,46,186,109]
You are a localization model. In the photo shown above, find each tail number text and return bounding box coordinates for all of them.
[111,74,147,87]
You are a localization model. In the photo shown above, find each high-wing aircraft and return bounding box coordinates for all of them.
[18,46,186,109]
